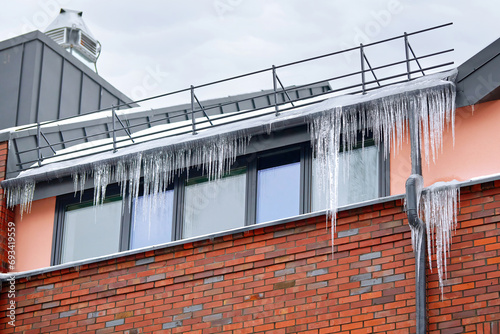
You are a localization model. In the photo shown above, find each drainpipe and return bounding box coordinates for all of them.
[406,111,427,334]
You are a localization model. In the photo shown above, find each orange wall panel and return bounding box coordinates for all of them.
[391,100,500,195]
[13,197,56,272]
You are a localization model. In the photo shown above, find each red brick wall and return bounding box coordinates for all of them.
[0,181,499,333]
[0,141,15,273]
[427,181,500,334]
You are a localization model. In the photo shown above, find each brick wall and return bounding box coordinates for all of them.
[0,181,499,333]
[0,141,15,273]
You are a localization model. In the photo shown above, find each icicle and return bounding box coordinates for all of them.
[421,181,460,298]
[93,164,112,206]
[309,107,342,254]
[2,77,455,250]
[309,83,455,256]
[71,170,88,201]
[5,180,35,219]
[409,221,425,278]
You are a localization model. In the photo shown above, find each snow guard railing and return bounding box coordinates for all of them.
[5,23,454,178]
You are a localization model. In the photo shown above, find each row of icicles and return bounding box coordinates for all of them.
[6,82,458,295]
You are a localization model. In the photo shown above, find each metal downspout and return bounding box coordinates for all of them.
[406,110,427,334]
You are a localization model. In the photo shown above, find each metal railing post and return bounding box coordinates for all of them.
[36,122,42,167]
[404,32,411,81]
[272,65,279,116]
[191,85,197,134]
[360,44,366,94]
[112,105,117,153]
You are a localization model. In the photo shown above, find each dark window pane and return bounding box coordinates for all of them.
[61,199,122,263]
[130,190,174,249]
[183,169,246,239]
[257,161,300,223]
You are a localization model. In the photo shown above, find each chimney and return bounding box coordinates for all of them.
[44,9,101,70]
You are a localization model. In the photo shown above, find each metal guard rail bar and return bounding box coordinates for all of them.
[9,23,454,174]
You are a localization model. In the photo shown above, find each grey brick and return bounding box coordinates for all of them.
[350,286,372,295]
[88,311,106,319]
[147,273,166,282]
[60,310,77,318]
[36,284,54,291]
[350,273,372,282]
[163,321,182,329]
[204,275,224,284]
[361,278,383,287]
[42,301,59,309]
[338,228,359,238]
[203,313,223,322]
[183,304,203,313]
[106,319,124,327]
[360,251,381,261]
[307,268,328,277]
[135,257,155,266]
[275,268,295,277]
[383,274,405,283]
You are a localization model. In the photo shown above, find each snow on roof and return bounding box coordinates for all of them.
[2,69,457,187]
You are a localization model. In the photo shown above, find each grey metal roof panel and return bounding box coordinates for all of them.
[456,37,500,107]
[2,81,331,178]
[0,31,136,127]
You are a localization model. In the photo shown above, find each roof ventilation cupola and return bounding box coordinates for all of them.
[44,8,101,71]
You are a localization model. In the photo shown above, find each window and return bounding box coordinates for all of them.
[311,144,381,211]
[60,197,122,263]
[130,190,174,249]
[183,168,247,239]
[53,127,387,265]
[256,150,301,223]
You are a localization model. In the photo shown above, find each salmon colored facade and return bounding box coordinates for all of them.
[13,198,55,272]
[390,100,500,195]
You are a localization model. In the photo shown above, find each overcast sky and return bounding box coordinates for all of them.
[0,1,498,108]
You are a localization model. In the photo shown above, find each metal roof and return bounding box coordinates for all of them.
[1,82,331,178]
[0,30,135,130]
[456,37,500,107]
[0,30,138,177]
[0,24,455,179]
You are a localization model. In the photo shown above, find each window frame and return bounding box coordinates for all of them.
[178,165,248,239]
[52,126,389,264]
[51,184,130,265]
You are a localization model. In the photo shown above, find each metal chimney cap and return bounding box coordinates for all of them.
[44,8,95,39]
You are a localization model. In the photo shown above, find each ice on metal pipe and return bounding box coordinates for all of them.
[406,174,424,277]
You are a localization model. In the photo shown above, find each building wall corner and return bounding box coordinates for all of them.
[0,141,15,273]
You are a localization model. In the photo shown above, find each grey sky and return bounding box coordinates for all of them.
[0,1,498,108]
